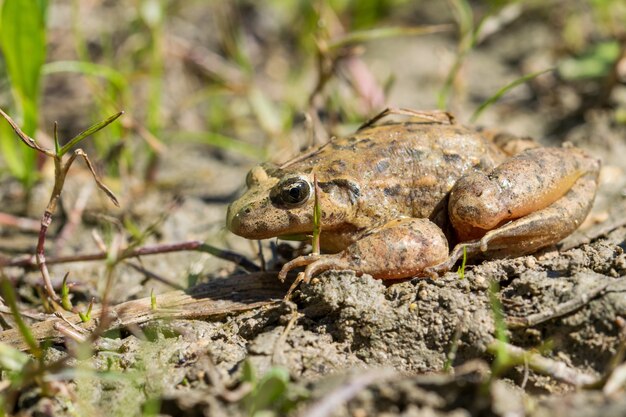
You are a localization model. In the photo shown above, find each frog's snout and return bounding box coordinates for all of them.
[226,203,248,236]
[226,198,284,240]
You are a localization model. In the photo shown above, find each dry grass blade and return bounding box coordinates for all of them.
[68,149,120,207]
[358,107,455,131]
[0,107,50,155]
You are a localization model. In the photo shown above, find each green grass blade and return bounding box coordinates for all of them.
[328,24,451,50]
[0,121,27,179]
[312,176,321,254]
[175,131,265,159]
[1,0,46,117]
[59,111,124,156]
[437,0,476,110]
[0,0,48,187]
[470,68,552,123]
[0,277,41,359]
[43,60,128,91]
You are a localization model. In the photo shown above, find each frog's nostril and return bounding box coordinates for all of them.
[244,207,251,214]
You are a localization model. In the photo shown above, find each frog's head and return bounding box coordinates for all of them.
[227,163,360,240]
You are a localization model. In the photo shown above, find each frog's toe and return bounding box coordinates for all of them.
[278,254,351,283]
[423,263,449,278]
[278,254,321,282]
[301,256,351,283]
[425,241,483,277]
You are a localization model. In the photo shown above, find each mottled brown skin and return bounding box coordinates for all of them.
[226,109,600,281]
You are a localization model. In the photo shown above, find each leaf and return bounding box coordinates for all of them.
[0,342,29,372]
[242,360,257,385]
[59,111,124,156]
[248,87,282,136]
[250,367,290,413]
[558,41,621,81]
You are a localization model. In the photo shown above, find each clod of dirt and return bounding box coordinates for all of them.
[289,271,496,372]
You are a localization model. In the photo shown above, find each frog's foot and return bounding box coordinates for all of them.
[278,254,351,283]
[424,241,483,277]
[448,146,600,259]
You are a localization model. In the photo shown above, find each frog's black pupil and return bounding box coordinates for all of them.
[283,182,306,203]
[289,186,301,199]
[270,177,311,208]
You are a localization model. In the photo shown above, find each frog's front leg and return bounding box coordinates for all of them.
[278,218,449,282]
[428,147,600,274]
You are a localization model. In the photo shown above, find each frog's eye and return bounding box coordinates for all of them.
[270,177,312,208]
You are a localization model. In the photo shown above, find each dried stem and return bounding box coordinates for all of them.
[486,339,598,387]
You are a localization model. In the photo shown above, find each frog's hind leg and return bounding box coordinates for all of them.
[279,218,450,282]
[428,147,600,275]
[477,168,598,257]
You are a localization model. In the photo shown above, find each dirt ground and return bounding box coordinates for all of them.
[1,1,626,416]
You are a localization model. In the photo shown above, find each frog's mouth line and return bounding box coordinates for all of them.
[277,233,310,242]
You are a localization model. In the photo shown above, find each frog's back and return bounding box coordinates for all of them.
[284,121,507,224]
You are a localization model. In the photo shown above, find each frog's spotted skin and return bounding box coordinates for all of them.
[226,108,600,281]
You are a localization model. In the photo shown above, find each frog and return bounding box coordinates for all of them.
[226,108,600,283]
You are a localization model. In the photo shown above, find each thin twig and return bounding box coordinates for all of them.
[603,316,626,395]
[0,212,40,232]
[0,306,49,321]
[2,240,260,272]
[52,322,87,343]
[302,368,398,417]
[272,308,300,365]
[55,183,94,253]
[126,260,185,290]
[506,277,613,329]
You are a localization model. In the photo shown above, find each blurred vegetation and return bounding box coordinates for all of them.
[0,0,622,195]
